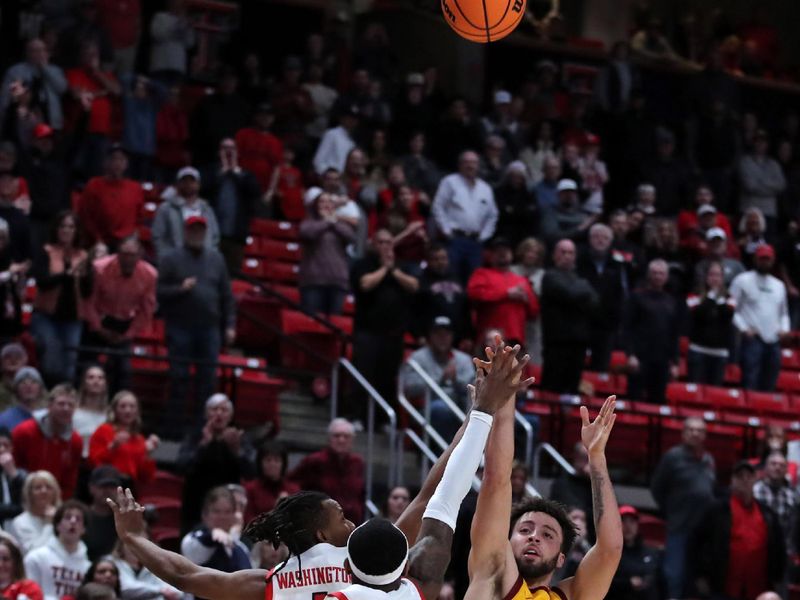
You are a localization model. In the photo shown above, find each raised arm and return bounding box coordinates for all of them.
[108,488,266,600]
[559,397,623,600]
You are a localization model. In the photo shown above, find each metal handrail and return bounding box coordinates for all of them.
[336,358,397,518]
[532,442,577,490]
[396,428,482,492]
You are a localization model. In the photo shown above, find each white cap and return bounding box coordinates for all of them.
[176,166,200,181]
[304,186,323,206]
[494,90,512,104]
[697,204,717,216]
[706,227,727,241]
[557,179,578,192]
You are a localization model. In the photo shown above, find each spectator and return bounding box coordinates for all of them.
[7,471,60,555]
[540,179,597,246]
[639,127,692,217]
[120,75,167,182]
[645,218,688,295]
[753,452,798,556]
[738,207,769,268]
[694,228,745,288]
[0,221,24,345]
[152,167,220,260]
[479,135,509,188]
[677,184,734,251]
[629,183,658,216]
[481,90,522,154]
[0,39,67,130]
[432,150,498,283]
[594,41,638,114]
[433,97,484,171]
[630,17,683,63]
[382,486,411,524]
[303,62,338,141]
[779,221,800,329]
[689,100,739,214]
[510,461,532,504]
[78,146,143,248]
[177,394,253,533]
[691,461,785,600]
[75,582,115,600]
[577,223,626,372]
[298,191,355,316]
[348,229,418,425]
[88,391,158,488]
[578,134,608,215]
[607,505,660,600]
[413,243,470,344]
[466,237,539,346]
[148,0,195,83]
[112,537,181,600]
[625,259,680,404]
[12,384,83,499]
[610,210,644,285]
[493,161,539,247]
[0,534,43,600]
[533,156,562,212]
[539,239,599,394]
[202,138,261,274]
[96,0,141,74]
[30,211,92,385]
[58,0,114,70]
[180,486,251,577]
[73,366,109,458]
[549,443,593,531]
[270,56,313,150]
[289,418,365,524]
[0,344,27,411]
[0,368,46,432]
[553,506,591,582]
[265,147,305,222]
[686,261,736,386]
[155,84,189,182]
[234,103,283,193]
[680,204,737,261]
[83,466,124,561]
[400,316,474,441]
[651,416,716,600]
[82,236,157,392]
[81,557,120,597]
[0,174,33,265]
[24,500,90,600]
[0,428,24,526]
[740,129,785,234]
[242,440,298,526]
[189,68,249,166]
[511,237,546,364]
[519,121,559,187]
[400,131,440,198]
[730,244,790,391]
[312,106,359,175]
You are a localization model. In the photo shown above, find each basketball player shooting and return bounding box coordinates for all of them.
[464,394,622,600]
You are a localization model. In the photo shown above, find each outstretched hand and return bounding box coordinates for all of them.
[580,395,617,458]
[470,335,534,415]
[107,487,147,540]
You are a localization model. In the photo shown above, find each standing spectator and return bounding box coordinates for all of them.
[96,0,141,74]
[0,368,46,432]
[24,500,91,600]
[651,416,716,600]
[155,84,189,182]
[7,471,60,555]
[577,223,626,372]
[348,230,418,425]
[432,150,498,283]
[400,132,440,197]
[289,418,365,524]
[82,236,157,392]
[312,106,359,175]
[0,344,27,412]
[677,184,735,251]
[0,184,33,267]
[148,0,195,83]
[493,161,539,247]
[400,316,474,441]
[519,121,559,187]
[466,237,539,346]
[202,138,261,274]
[540,179,598,246]
[31,212,91,385]
[73,366,109,456]
[176,394,253,533]
[625,259,680,404]
[512,237,546,364]
[120,75,167,182]
[12,384,83,499]
[481,90,522,153]
[540,239,599,394]
[533,156,562,212]
[578,134,609,215]
[78,146,143,248]
[730,245,790,391]
[433,97,484,170]
[694,228,745,288]
[84,466,124,561]
[0,428,25,526]
[157,216,235,435]
[754,452,798,556]
[243,440,299,525]
[88,391,158,488]
[298,192,355,316]
[0,39,68,130]
[594,41,638,113]
[57,0,114,70]
[265,147,305,222]
[152,167,220,260]
[639,128,693,217]
[234,103,283,193]
[739,130,786,236]
[0,535,43,600]
[303,62,338,142]
[414,243,470,344]
[608,505,660,600]
[691,461,785,600]
[738,208,770,268]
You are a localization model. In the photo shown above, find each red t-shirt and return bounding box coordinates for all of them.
[726,495,769,600]
[78,176,144,245]
[12,419,82,499]
[96,0,141,48]
[88,422,156,485]
[467,268,539,344]
[276,164,305,221]
[1,579,43,600]
[235,127,284,192]
[66,68,117,134]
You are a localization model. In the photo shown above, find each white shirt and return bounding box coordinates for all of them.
[730,270,790,343]
[267,543,350,600]
[24,537,90,600]
[313,126,355,175]
[8,511,54,555]
[113,557,183,600]
[432,173,498,241]
[327,579,424,600]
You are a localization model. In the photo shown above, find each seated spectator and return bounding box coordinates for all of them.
[78,146,143,248]
[31,211,92,385]
[152,167,220,260]
[694,228,745,288]
[686,261,736,387]
[243,440,298,526]
[479,135,509,188]
[180,487,251,573]
[680,204,739,260]
[289,418,365,524]
[82,236,157,392]
[400,316,474,441]
[540,179,597,246]
[677,184,734,251]
[298,191,355,316]
[12,384,83,499]
[73,366,109,458]
[738,129,785,236]
[7,471,60,555]
[512,237,546,364]
[414,243,470,345]
[312,106,359,175]
[400,131,440,197]
[738,207,769,268]
[607,505,660,600]
[534,156,562,213]
[120,75,168,182]
[80,557,120,598]
[753,452,797,556]
[88,391,158,489]
[24,500,91,600]
[628,183,657,216]
[203,138,261,274]
[0,344,28,412]
[494,161,539,247]
[234,103,283,193]
[0,428,25,527]
[112,537,181,600]
[0,534,43,600]
[84,466,125,562]
[177,394,253,534]
[381,486,410,524]
[0,368,47,432]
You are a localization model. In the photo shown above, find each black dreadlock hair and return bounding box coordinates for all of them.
[243,491,331,579]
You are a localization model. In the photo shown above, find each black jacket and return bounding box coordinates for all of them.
[540,268,600,345]
[686,293,735,351]
[0,468,25,522]
[609,538,661,600]
[624,288,680,362]
[576,250,626,331]
[202,166,261,243]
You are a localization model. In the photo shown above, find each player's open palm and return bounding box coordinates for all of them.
[580,395,617,457]
[107,487,147,539]
[472,336,534,414]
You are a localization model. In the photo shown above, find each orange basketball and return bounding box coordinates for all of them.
[441,0,527,43]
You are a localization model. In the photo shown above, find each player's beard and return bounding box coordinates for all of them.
[518,553,560,581]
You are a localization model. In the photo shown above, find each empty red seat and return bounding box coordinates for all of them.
[241,258,267,279]
[580,371,621,397]
[777,371,800,393]
[229,370,284,430]
[782,349,800,370]
[704,386,747,413]
[666,382,708,408]
[270,284,301,305]
[747,391,792,419]
[261,240,301,263]
[249,219,299,240]
[139,471,184,503]
[638,513,666,548]
[724,364,742,385]
[235,295,283,349]
[263,262,299,283]
[280,309,349,371]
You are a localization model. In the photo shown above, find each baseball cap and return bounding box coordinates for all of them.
[90,465,124,487]
[430,316,453,331]
[406,72,425,86]
[33,123,54,139]
[705,227,727,241]
[13,367,43,389]
[557,179,578,192]
[494,90,512,104]
[754,244,775,259]
[697,204,717,216]
[177,166,200,181]
[185,215,208,228]
[0,342,26,360]
[619,505,639,519]
[304,186,324,206]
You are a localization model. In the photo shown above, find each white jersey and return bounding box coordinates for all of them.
[327,580,425,600]
[266,543,350,600]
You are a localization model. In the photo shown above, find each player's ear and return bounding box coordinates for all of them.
[555,552,566,569]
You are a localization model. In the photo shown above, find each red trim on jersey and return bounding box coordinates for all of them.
[329,592,350,600]
[407,577,427,600]
[264,568,276,600]
[503,575,525,600]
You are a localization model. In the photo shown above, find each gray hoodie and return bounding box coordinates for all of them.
[152,190,220,260]
[24,535,90,600]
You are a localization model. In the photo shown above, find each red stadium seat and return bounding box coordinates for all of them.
[139,470,184,503]
[249,219,299,240]
[777,371,800,393]
[704,386,747,414]
[637,513,666,548]
[724,364,742,385]
[783,348,800,370]
[280,309,350,372]
[666,382,708,409]
[263,262,299,284]
[228,369,285,430]
[580,371,621,397]
[705,423,746,476]
[746,391,792,419]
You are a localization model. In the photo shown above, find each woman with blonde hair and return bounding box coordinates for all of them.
[88,391,159,487]
[73,365,110,457]
[0,533,43,599]
[7,471,61,554]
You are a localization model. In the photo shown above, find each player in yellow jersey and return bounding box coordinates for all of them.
[465,367,622,600]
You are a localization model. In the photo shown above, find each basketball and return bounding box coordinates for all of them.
[441,0,527,43]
